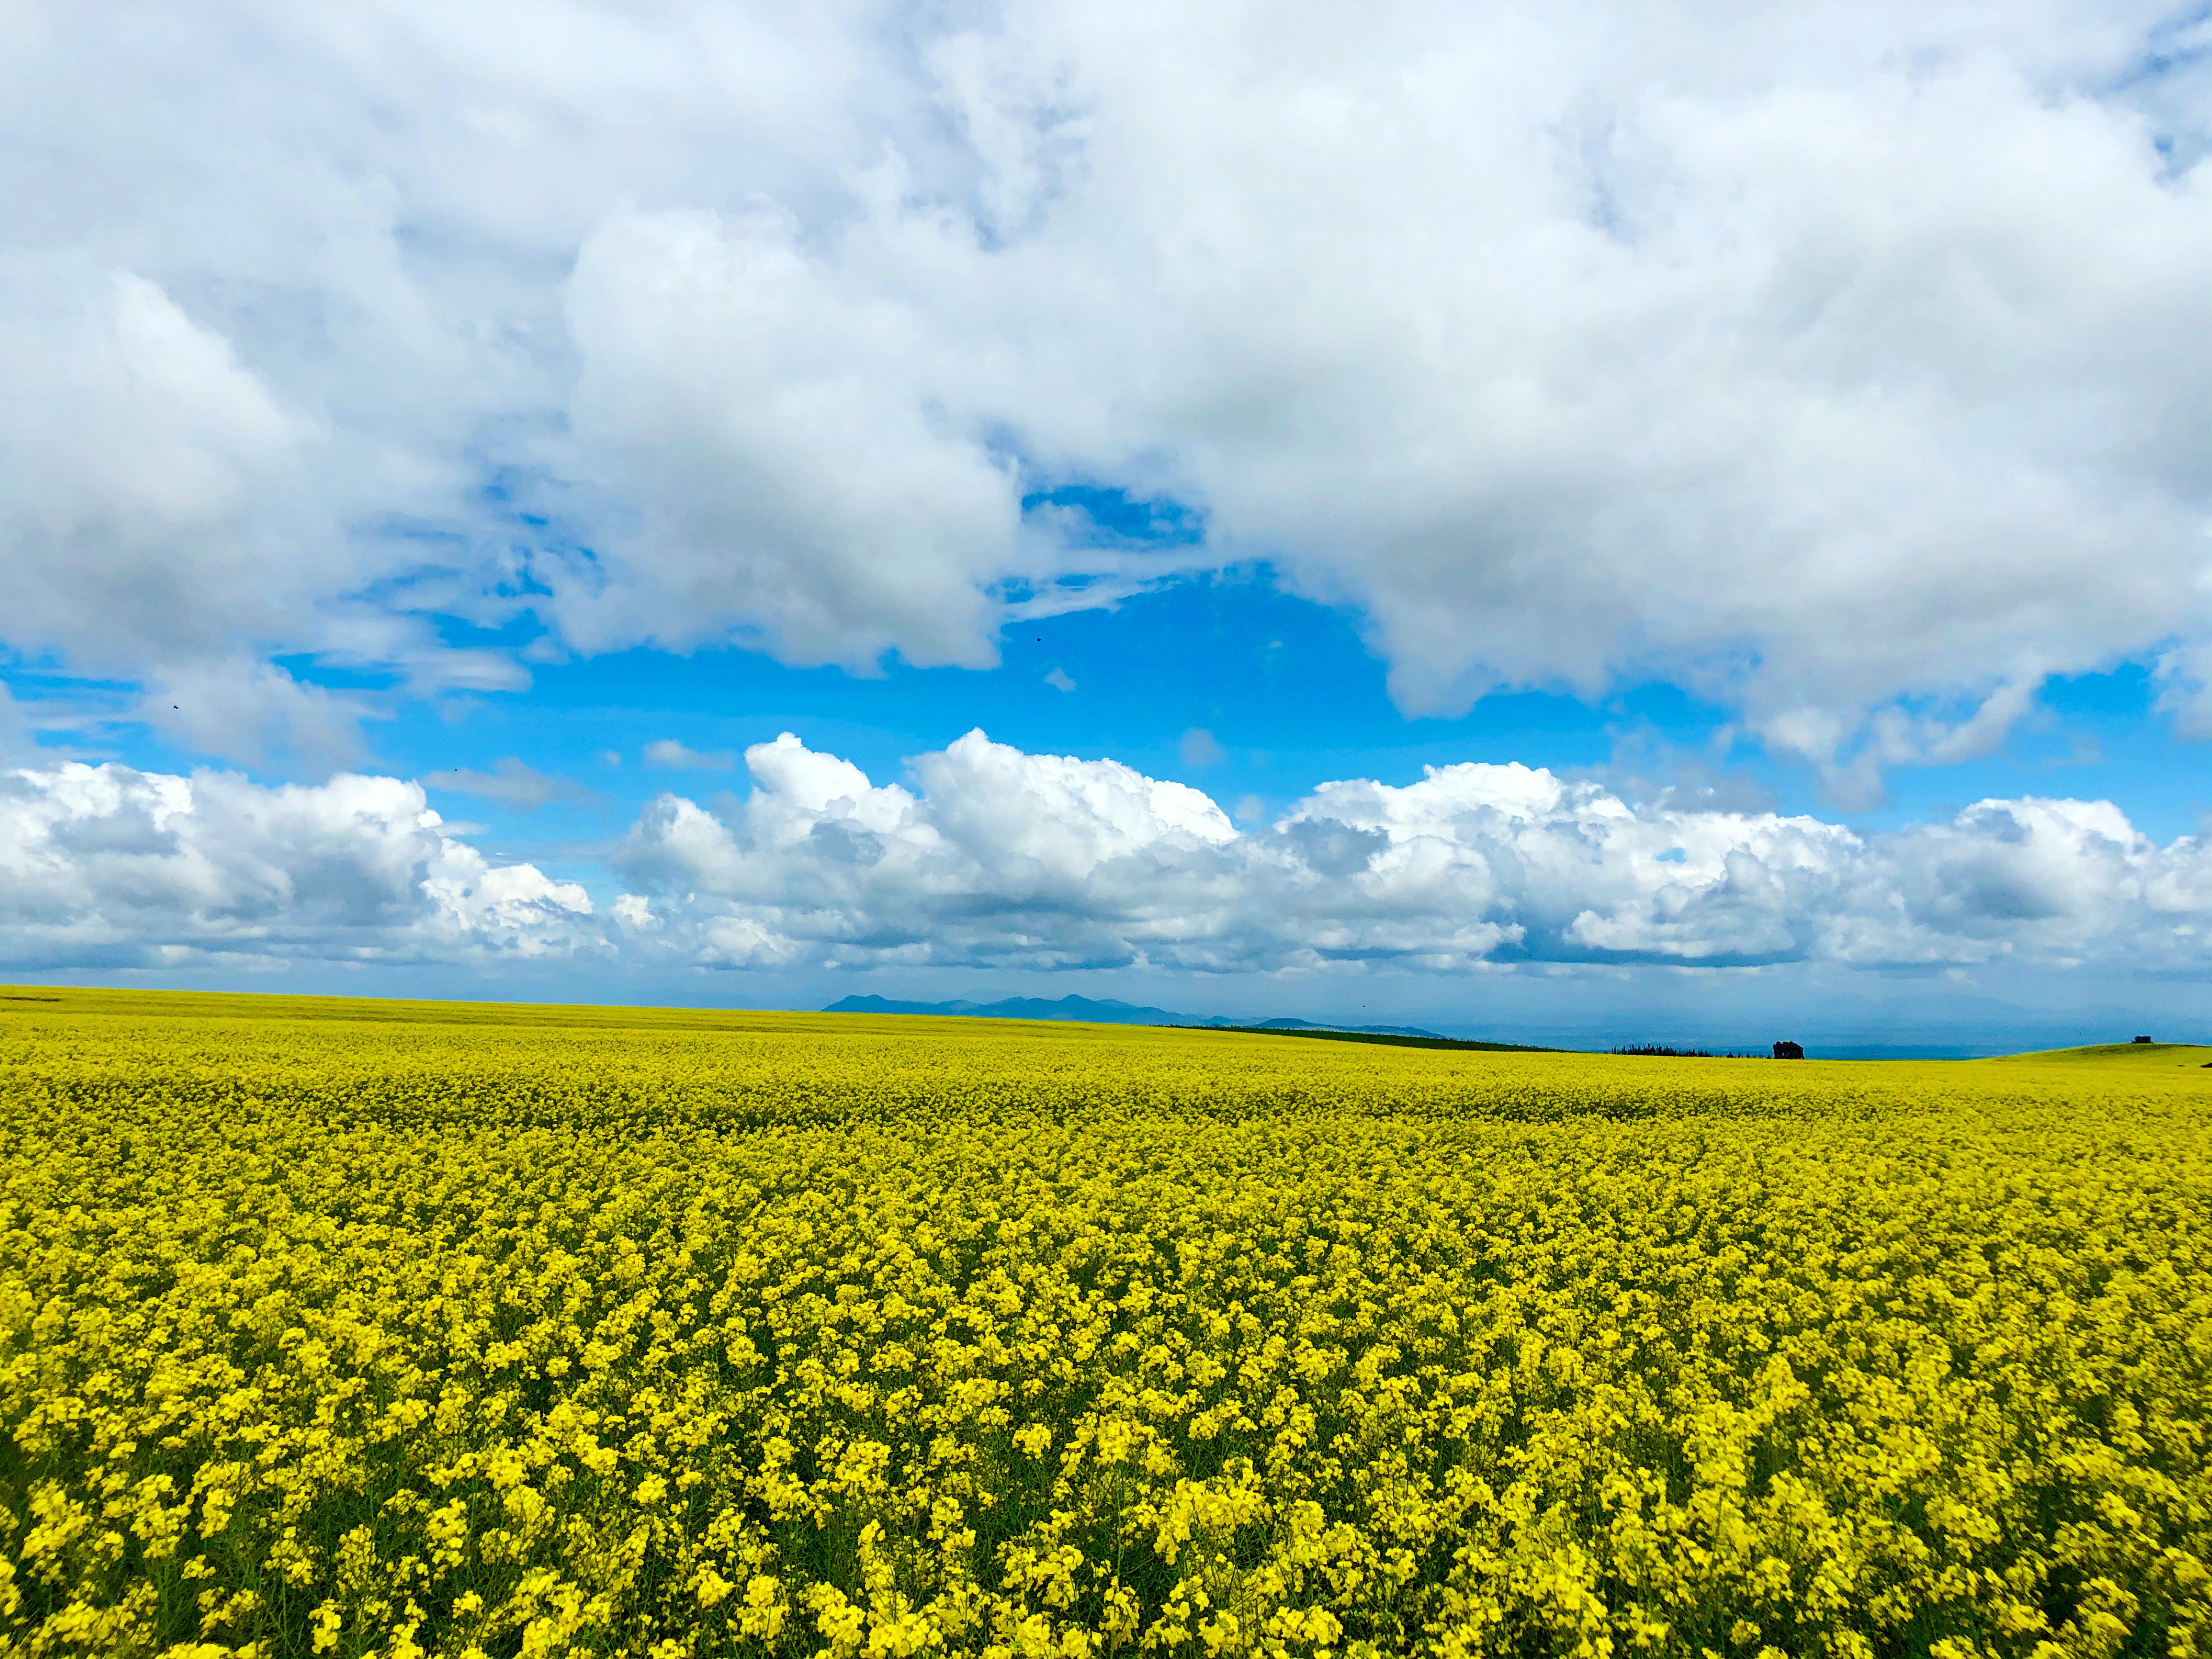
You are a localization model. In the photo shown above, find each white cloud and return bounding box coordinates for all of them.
[538,2,2212,772]
[2,2,2209,776]
[616,730,1245,968]
[0,762,596,968]
[2155,639,2212,740]
[0,261,388,763]
[1045,667,1076,692]
[139,659,377,771]
[616,731,2212,974]
[3,738,2204,981]
[554,207,1026,670]
[0,262,318,663]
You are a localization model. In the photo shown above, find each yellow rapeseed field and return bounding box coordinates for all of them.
[3,988,2210,1659]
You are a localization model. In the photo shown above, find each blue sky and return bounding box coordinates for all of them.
[2,0,2210,1050]
[52,564,2209,866]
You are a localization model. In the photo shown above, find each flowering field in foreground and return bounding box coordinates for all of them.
[3,990,2211,1659]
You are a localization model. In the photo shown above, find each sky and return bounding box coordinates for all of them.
[2,0,2211,1052]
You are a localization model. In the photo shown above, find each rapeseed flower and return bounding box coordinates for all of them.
[1,991,2208,1655]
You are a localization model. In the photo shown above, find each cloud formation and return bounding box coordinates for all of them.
[616,732,2212,975]
[2,2,2209,773]
[0,738,2205,979]
[0,763,595,968]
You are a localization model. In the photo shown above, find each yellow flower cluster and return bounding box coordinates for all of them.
[2,988,2210,1659]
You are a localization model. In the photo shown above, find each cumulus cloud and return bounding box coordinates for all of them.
[616,730,1242,968]
[3,2,2210,776]
[3,739,2205,981]
[617,731,2212,974]
[0,763,596,968]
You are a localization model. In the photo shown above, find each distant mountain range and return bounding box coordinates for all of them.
[820,992,1448,1041]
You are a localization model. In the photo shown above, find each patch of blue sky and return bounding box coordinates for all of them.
[1021,483,1207,548]
[1861,666,2209,843]
[9,564,2205,877]
[335,572,2201,872]
[2112,3,2212,177]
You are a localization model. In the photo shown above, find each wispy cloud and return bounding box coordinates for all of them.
[643,739,735,770]
[424,758,599,811]
[1180,728,1226,769]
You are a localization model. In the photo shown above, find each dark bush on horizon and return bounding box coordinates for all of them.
[1613,1043,1770,1059]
